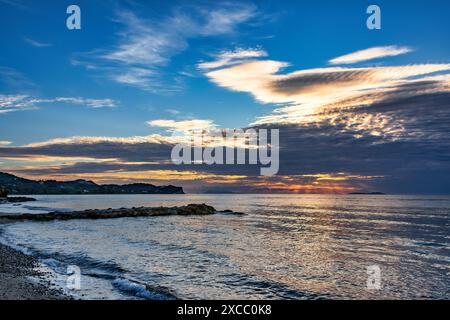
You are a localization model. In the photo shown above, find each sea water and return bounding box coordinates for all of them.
[0,194,449,299]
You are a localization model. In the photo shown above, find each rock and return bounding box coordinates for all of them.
[218,210,245,215]
[0,203,219,222]
[5,196,37,203]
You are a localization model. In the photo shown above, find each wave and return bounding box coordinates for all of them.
[39,254,178,300]
[0,233,33,256]
[0,229,178,300]
[112,278,177,300]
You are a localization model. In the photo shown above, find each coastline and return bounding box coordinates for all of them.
[0,202,220,301]
[0,242,69,300]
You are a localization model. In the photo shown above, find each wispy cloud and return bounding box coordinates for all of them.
[0,94,35,113]
[148,119,217,132]
[0,0,27,10]
[49,97,118,109]
[24,37,53,48]
[165,109,181,115]
[75,3,257,92]
[198,48,267,70]
[0,140,12,146]
[0,95,118,114]
[329,46,413,65]
[113,68,156,89]
[0,66,35,90]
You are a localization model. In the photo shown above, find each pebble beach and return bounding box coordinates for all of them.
[0,242,68,300]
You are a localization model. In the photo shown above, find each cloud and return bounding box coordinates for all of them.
[203,56,450,128]
[329,46,413,65]
[0,136,175,165]
[198,48,268,70]
[50,97,118,109]
[0,66,35,90]
[2,43,450,193]
[202,48,450,146]
[113,68,157,89]
[148,119,217,132]
[0,94,36,113]
[0,0,27,10]
[24,37,53,48]
[104,4,256,65]
[75,3,257,92]
[165,109,181,115]
[21,135,172,148]
[0,95,118,114]
[0,140,12,146]
[2,101,450,194]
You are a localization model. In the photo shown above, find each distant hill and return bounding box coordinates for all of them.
[0,172,184,195]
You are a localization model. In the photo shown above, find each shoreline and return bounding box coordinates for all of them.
[0,242,69,300]
[0,203,227,301]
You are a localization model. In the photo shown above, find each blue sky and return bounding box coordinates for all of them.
[1,0,450,193]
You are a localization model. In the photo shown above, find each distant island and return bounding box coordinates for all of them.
[348,192,386,195]
[0,172,184,195]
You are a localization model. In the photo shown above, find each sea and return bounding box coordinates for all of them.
[0,194,449,300]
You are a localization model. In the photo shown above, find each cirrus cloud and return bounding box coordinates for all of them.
[329,45,413,65]
[198,48,268,70]
[74,3,258,92]
[148,119,217,132]
[24,37,53,48]
[0,94,118,114]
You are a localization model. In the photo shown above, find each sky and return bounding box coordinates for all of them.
[1,0,450,194]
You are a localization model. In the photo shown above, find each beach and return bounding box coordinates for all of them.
[0,242,68,300]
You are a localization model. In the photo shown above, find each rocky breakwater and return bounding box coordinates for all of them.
[0,196,37,204]
[0,203,219,221]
